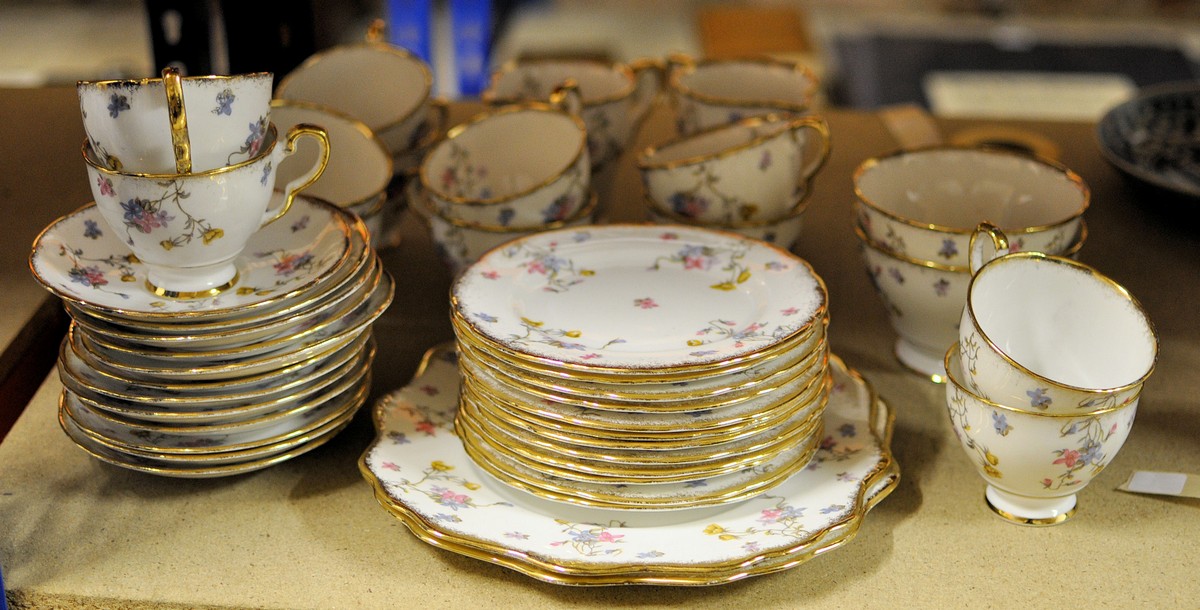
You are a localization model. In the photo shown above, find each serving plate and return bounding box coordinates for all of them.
[1096,81,1200,199]
[359,343,898,585]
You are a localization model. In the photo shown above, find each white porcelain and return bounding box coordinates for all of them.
[360,343,898,584]
[639,114,829,225]
[959,228,1157,413]
[647,198,809,250]
[944,345,1138,525]
[31,196,358,320]
[853,146,1089,267]
[451,224,827,372]
[417,188,600,276]
[270,99,392,214]
[275,42,434,157]
[667,54,820,135]
[78,71,273,174]
[82,123,330,297]
[420,101,590,229]
[482,57,662,171]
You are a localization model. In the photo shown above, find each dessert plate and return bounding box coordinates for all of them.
[451,224,827,372]
[30,195,354,319]
[359,343,899,585]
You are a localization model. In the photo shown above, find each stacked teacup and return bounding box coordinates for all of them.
[638,113,830,250]
[853,146,1090,380]
[943,224,1157,525]
[665,54,822,136]
[412,85,598,274]
[275,31,446,248]
[26,68,394,477]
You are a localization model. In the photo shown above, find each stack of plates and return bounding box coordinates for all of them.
[29,195,394,477]
[448,224,831,510]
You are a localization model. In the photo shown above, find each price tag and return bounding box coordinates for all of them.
[1118,471,1200,499]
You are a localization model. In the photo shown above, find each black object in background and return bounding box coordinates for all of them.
[145,0,215,75]
[222,1,318,88]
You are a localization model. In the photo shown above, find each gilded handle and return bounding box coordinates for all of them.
[790,115,832,201]
[162,66,192,174]
[261,124,331,228]
[969,222,1010,275]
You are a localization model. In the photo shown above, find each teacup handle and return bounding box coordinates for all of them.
[162,66,192,174]
[969,222,1010,275]
[549,79,584,117]
[626,57,664,126]
[261,123,331,228]
[789,115,832,195]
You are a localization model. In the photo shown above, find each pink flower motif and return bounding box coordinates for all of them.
[820,435,837,451]
[441,167,457,189]
[660,232,678,240]
[96,176,114,197]
[780,307,799,316]
[527,260,547,275]
[760,508,782,523]
[597,531,624,543]
[1053,448,1081,468]
[683,255,709,270]
[634,297,658,309]
[482,270,500,280]
[382,461,401,471]
[1109,423,1118,436]
[419,385,439,396]
[415,420,438,436]
[580,353,602,360]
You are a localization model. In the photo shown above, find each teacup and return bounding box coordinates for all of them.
[638,114,829,225]
[413,183,600,275]
[269,99,392,244]
[275,41,434,158]
[944,345,1138,525]
[666,54,820,135]
[78,70,273,174]
[419,96,590,230]
[647,196,810,250]
[83,123,330,298]
[958,224,1157,412]
[853,146,1089,268]
[855,222,1086,381]
[482,57,662,171]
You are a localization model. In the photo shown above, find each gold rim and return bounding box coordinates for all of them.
[483,57,654,107]
[78,71,272,89]
[986,492,1076,526]
[418,103,589,206]
[852,144,1090,237]
[944,343,1144,417]
[669,54,819,112]
[638,114,829,170]
[963,252,1159,394]
[854,221,1087,273]
[146,271,239,300]
[83,123,279,178]
[275,41,432,136]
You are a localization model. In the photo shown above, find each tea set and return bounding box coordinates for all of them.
[25,28,1161,586]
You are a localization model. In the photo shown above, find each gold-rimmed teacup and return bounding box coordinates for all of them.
[667,53,820,135]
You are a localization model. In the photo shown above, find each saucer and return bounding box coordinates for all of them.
[451,224,827,373]
[359,343,899,585]
[30,195,355,319]
[1096,81,1200,199]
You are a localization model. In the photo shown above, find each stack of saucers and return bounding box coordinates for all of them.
[448,223,831,510]
[29,195,393,477]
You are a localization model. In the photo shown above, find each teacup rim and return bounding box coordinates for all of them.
[852,144,1091,236]
[275,41,433,134]
[853,221,1088,273]
[944,343,1143,418]
[77,71,273,90]
[482,57,644,107]
[418,102,588,206]
[668,54,819,111]
[638,113,826,170]
[82,122,280,178]
[964,251,1160,393]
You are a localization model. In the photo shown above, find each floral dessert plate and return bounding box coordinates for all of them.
[451,224,827,373]
[30,195,355,319]
[359,343,899,585]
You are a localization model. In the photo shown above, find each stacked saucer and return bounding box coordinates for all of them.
[449,224,831,510]
[29,195,393,477]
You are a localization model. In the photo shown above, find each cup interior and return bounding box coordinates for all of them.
[855,148,1087,230]
[677,61,814,103]
[270,101,391,206]
[643,117,792,165]
[84,123,279,176]
[424,109,584,201]
[968,254,1156,389]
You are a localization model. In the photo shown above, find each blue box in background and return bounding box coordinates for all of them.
[450,0,493,96]
[387,0,433,63]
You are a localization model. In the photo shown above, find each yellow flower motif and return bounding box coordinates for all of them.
[520,317,543,327]
[160,240,174,250]
[736,270,751,284]
[236,287,258,295]
[710,282,736,291]
[983,463,1002,479]
[125,254,140,264]
[719,534,737,541]
[464,482,481,490]
[564,330,581,338]
[580,269,595,276]
[120,274,136,283]
[430,461,453,471]
[985,451,999,466]
[703,524,725,535]
[202,228,224,244]
[687,339,703,346]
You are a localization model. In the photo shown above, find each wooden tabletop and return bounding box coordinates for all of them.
[1,89,1198,609]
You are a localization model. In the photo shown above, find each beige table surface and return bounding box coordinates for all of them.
[1,89,1198,609]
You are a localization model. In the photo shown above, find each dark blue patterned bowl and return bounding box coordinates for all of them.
[1096,81,1200,199]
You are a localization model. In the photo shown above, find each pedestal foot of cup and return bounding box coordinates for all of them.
[145,261,240,299]
[985,485,1077,526]
[894,338,948,383]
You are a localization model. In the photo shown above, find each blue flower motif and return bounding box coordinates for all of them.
[260,161,272,186]
[474,312,498,323]
[1027,388,1052,409]
[497,208,515,226]
[938,238,958,259]
[933,278,950,296]
[1079,438,1104,466]
[213,88,235,116]
[820,504,846,515]
[107,93,130,118]
[637,550,665,559]
[839,423,857,437]
[83,219,103,239]
[992,410,1012,436]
